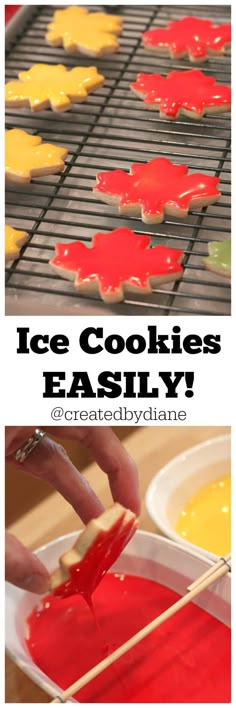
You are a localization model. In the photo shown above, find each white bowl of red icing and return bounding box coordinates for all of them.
[5,529,231,702]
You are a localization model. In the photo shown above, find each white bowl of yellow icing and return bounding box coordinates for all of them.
[145,434,231,561]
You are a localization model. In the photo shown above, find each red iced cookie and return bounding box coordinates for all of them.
[131,69,231,120]
[50,504,137,600]
[93,157,220,224]
[50,227,184,303]
[142,17,231,62]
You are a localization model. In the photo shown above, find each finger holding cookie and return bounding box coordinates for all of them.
[5,426,140,593]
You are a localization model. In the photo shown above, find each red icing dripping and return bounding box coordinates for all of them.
[26,573,231,702]
[143,17,231,60]
[131,69,231,118]
[53,512,137,600]
[50,227,184,300]
[94,158,220,219]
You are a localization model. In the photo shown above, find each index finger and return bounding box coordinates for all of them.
[7,426,140,517]
[52,427,140,515]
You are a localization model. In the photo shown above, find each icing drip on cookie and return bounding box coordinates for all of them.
[50,227,184,303]
[94,157,220,223]
[5,64,104,112]
[50,504,137,600]
[5,128,68,183]
[143,17,231,62]
[46,6,122,57]
[131,70,231,119]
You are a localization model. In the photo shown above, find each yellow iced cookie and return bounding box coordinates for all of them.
[46,6,122,57]
[5,129,68,184]
[5,64,104,112]
[5,225,28,261]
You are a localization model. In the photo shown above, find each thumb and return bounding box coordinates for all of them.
[5,531,50,594]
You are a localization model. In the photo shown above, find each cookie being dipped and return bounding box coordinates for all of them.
[50,503,138,599]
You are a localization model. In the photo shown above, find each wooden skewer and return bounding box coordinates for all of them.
[51,559,230,703]
[187,553,231,591]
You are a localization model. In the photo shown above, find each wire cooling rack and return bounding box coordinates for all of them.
[5,4,231,315]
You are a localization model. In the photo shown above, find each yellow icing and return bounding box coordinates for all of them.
[46,7,122,56]
[5,64,104,111]
[5,225,28,261]
[5,129,68,183]
[175,473,231,556]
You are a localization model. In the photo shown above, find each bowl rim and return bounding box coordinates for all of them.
[6,527,217,574]
[145,433,231,561]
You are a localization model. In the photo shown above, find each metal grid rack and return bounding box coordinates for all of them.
[5,4,231,316]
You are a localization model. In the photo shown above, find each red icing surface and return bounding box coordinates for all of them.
[53,513,137,599]
[26,573,231,702]
[143,17,231,60]
[5,6,21,24]
[51,228,183,299]
[94,158,220,220]
[131,70,231,117]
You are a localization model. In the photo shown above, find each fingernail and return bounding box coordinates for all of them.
[23,573,50,594]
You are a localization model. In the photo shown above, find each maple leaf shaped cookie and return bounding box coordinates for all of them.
[93,157,220,224]
[142,17,231,62]
[5,129,68,184]
[5,64,104,112]
[46,6,122,57]
[5,225,28,261]
[131,70,231,120]
[50,227,184,303]
[203,240,231,279]
[50,503,137,599]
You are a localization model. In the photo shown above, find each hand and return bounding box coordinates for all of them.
[5,426,140,594]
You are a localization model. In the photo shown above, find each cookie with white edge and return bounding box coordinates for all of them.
[130,70,231,121]
[46,6,122,57]
[5,225,29,262]
[50,503,138,597]
[5,64,104,113]
[50,228,184,304]
[203,240,231,279]
[93,157,221,224]
[5,128,68,184]
[142,17,231,63]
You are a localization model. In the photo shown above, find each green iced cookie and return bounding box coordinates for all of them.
[203,240,231,279]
